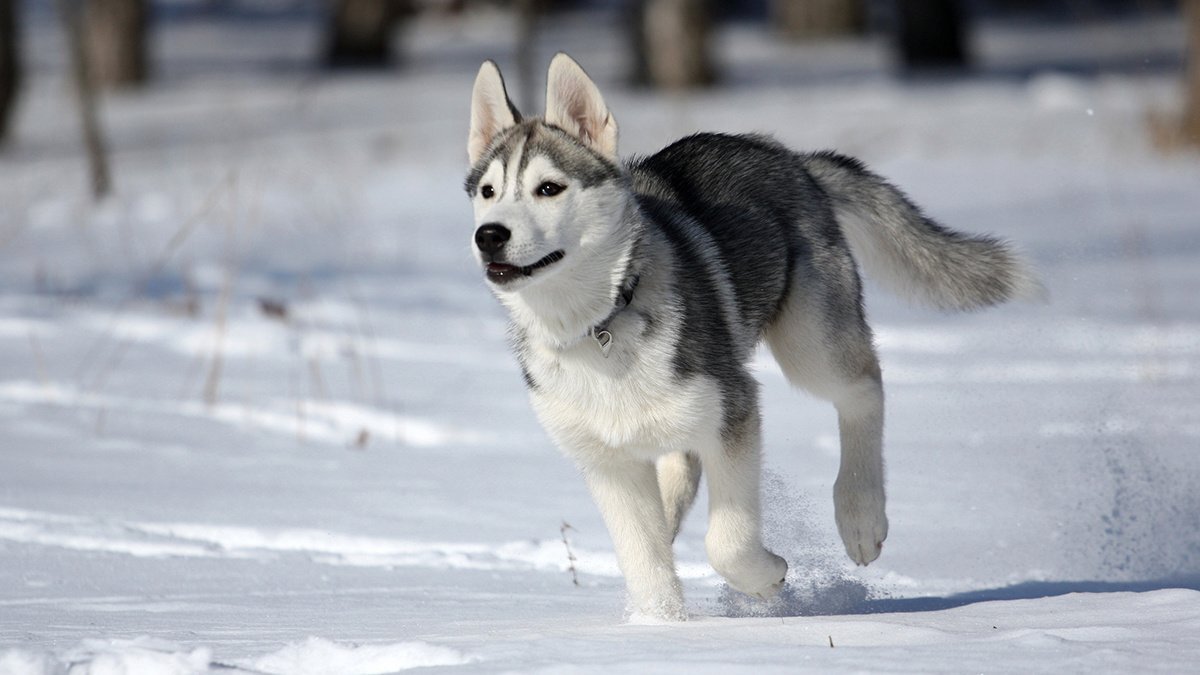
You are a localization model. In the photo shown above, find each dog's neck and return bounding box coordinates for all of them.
[501,202,644,350]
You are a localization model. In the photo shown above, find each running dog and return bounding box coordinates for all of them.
[465,54,1039,620]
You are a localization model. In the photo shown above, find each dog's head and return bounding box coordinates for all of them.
[464,54,627,294]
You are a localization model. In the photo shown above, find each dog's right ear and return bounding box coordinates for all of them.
[469,61,521,166]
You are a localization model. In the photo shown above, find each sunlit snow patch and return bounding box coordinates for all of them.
[0,380,480,448]
[245,637,473,674]
[61,637,211,675]
[0,650,51,675]
[0,506,711,581]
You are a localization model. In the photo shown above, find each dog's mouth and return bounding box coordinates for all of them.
[486,250,565,284]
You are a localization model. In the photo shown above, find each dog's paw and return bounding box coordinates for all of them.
[734,557,788,601]
[709,545,788,601]
[628,602,688,623]
[625,570,687,622]
[834,478,888,566]
[628,588,688,622]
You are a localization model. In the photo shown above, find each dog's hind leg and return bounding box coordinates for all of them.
[764,259,888,566]
[827,369,887,566]
[699,406,788,599]
[657,452,701,542]
[583,457,686,620]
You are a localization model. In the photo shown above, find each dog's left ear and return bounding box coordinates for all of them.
[545,53,618,160]
[469,61,521,166]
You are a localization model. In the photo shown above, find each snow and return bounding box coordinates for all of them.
[2,7,1199,674]
[246,637,473,674]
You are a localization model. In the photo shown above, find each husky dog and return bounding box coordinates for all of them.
[465,54,1039,620]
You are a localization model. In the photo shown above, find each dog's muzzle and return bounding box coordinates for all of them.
[485,250,565,284]
[474,223,564,284]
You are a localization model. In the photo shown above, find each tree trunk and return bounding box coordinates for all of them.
[1183,0,1200,145]
[896,0,969,71]
[631,0,714,89]
[84,0,147,87]
[772,0,865,39]
[514,0,540,114]
[59,0,112,198]
[325,0,404,68]
[0,0,18,145]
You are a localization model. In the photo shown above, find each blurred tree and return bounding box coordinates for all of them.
[0,0,17,145]
[630,0,715,89]
[772,0,865,39]
[896,0,969,70]
[515,0,540,113]
[1184,0,1200,145]
[84,0,148,87]
[59,0,112,197]
[325,0,408,67]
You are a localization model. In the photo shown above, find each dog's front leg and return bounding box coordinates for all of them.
[583,458,686,621]
[699,418,788,600]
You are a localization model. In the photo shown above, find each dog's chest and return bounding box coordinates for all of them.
[524,334,718,458]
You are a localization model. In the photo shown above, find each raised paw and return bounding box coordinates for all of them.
[834,478,888,566]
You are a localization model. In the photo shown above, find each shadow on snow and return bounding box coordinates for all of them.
[854,574,1200,614]
[717,574,1200,618]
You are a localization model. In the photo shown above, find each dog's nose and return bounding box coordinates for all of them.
[474,223,511,255]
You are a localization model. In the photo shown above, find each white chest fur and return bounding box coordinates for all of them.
[524,313,722,463]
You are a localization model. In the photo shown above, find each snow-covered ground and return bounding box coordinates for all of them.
[1,7,1199,673]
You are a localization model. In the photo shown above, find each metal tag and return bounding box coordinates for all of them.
[593,329,613,358]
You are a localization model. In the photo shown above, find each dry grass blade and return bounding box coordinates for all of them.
[202,268,234,407]
[560,521,580,587]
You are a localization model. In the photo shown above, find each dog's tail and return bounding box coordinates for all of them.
[802,151,1044,312]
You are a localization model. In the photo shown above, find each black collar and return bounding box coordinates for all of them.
[588,274,640,357]
[615,274,639,311]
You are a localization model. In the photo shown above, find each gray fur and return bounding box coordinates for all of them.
[466,121,623,198]
[802,151,1044,311]
[623,134,878,433]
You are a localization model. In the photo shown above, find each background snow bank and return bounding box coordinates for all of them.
[1,638,209,675]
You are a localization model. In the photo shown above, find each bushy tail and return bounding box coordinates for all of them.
[803,151,1044,312]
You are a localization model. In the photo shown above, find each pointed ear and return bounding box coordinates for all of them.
[544,53,618,159]
[469,61,520,165]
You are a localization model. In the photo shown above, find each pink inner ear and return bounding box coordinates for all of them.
[562,89,600,139]
[573,113,593,142]
[545,60,615,156]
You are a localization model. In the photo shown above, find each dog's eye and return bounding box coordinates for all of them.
[536,182,565,198]
[480,185,495,199]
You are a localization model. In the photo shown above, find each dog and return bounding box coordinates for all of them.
[465,53,1040,620]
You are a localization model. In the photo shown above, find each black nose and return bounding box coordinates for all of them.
[474,223,511,255]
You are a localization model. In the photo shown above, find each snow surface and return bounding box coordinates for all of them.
[1,7,1199,674]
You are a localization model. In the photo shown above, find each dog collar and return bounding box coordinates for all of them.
[588,274,640,358]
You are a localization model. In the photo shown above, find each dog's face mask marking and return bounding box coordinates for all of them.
[471,145,574,287]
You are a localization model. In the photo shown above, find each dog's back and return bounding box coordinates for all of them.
[628,133,846,341]
[629,132,1043,333]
